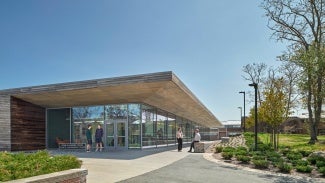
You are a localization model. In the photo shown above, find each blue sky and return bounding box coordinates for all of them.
[0,1,287,122]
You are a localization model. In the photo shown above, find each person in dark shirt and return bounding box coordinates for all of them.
[86,124,92,152]
[95,124,104,152]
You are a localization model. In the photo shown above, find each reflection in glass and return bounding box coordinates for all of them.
[106,123,114,147]
[157,109,167,146]
[128,104,141,148]
[72,106,104,145]
[105,104,128,119]
[142,105,156,147]
[105,104,127,148]
[117,122,125,147]
[184,120,192,143]
[167,114,176,145]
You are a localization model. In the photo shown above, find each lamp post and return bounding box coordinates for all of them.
[238,107,242,131]
[249,83,258,151]
[239,91,246,132]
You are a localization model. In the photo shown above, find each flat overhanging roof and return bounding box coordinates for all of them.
[0,71,222,128]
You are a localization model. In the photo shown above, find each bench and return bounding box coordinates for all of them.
[194,142,205,153]
[56,137,70,146]
[58,143,86,150]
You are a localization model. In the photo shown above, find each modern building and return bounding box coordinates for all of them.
[0,71,221,151]
[218,120,242,138]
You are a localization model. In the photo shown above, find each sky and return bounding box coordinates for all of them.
[0,0,287,122]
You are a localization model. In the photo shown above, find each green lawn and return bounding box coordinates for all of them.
[258,133,325,151]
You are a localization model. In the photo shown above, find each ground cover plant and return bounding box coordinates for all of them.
[215,132,325,177]
[0,150,82,181]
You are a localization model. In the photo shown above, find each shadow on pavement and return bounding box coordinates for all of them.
[49,144,189,160]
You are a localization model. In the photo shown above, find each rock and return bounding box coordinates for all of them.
[309,151,325,158]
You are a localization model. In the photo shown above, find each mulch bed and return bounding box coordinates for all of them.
[205,140,325,179]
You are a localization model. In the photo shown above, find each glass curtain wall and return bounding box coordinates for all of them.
[142,105,156,147]
[128,104,141,148]
[156,109,167,146]
[184,119,193,143]
[167,113,176,145]
[65,103,207,149]
[105,104,128,148]
[72,106,104,145]
[176,116,184,143]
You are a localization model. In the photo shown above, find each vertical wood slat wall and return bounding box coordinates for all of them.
[0,94,11,151]
[11,97,46,151]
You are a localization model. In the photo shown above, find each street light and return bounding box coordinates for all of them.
[249,83,258,151]
[238,107,242,131]
[239,91,246,132]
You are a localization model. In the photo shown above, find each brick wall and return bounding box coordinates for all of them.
[7,169,88,183]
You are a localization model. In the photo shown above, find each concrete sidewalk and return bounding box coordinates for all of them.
[53,145,325,183]
[79,146,189,183]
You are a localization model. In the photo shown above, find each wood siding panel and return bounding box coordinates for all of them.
[11,97,46,151]
[0,94,11,151]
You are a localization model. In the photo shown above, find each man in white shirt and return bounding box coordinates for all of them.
[188,129,201,152]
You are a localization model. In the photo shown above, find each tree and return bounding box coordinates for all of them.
[292,44,325,142]
[279,62,301,118]
[259,78,287,150]
[242,63,267,106]
[261,0,325,144]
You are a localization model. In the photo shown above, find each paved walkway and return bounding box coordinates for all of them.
[54,145,325,183]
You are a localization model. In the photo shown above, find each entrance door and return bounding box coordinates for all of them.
[105,120,127,150]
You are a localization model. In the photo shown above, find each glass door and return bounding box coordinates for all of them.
[106,122,115,149]
[116,122,126,148]
[105,120,127,150]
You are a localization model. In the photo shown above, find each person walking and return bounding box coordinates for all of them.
[86,124,92,152]
[188,129,201,152]
[95,124,104,152]
[176,127,183,152]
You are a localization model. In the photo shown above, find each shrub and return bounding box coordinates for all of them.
[291,160,309,167]
[222,147,236,153]
[236,146,248,151]
[286,152,303,161]
[235,150,248,156]
[316,160,325,169]
[298,150,312,157]
[307,154,325,165]
[295,165,313,173]
[318,167,325,176]
[266,151,282,164]
[0,151,81,182]
[236,155,250,163]
[276,161,293,173]
[257,143,272,152]
[281,148,291,156]
[252,159,269,169]
[215,146,223,153]
[252,155,266,161]
[249,151,263,157]
[222,152,233,160]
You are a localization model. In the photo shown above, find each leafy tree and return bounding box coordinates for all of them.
[261,0,325,144]
[259,78,287,150]
[292,44,325,142]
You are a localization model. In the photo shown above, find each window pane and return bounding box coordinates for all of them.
[72,106,104,145]
[167,114,176,145]
[105,104,127,120]
[157,109,167,146]
[142,105,156,147]
[128,104,141,148]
